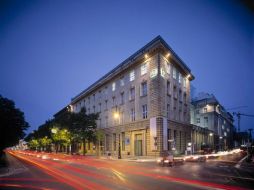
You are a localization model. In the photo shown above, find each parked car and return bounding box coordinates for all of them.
[157,152,174,167]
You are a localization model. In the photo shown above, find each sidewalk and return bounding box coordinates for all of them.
[0,152,27,177]
[98,155,185,163]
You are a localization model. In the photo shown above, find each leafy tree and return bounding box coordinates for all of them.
[38,136,52,151]
[0,95,30,154]
[95,129,104,156]
[28,139,39,150]
[70,108,98,155]
[51,127,71,153]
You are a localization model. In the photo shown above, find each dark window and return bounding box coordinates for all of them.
[142,104,148,119]
[129,87,135,100]
[141,82,147,96]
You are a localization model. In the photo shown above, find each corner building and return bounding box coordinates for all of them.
[69,36,194,157]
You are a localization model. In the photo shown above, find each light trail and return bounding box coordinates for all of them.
[7,150,251,190]
[8,151,108,190]
[0,183,55,190]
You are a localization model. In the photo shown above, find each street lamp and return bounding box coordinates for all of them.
[113,110,121,159]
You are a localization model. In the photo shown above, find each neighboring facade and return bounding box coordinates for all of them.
[59,36,195,157]
[191,92,234,150]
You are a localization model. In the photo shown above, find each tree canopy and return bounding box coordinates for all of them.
[25,107,99,155]
[0,95,30,154]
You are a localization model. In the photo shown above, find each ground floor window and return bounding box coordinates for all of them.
[122,132,125,151]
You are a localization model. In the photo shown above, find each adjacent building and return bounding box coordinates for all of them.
[58,36,195,157]
[191,92,234,150]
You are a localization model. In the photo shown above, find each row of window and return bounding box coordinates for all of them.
[75,82,148,112]
[163,58,187,87]
[167,81,187,104]
[195,107,207,114]
[196,117,208,124]
[101,104,148,128]
[112,62,148,91]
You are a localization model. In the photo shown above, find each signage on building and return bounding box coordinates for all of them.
[150,117,157,150]
[125,137,130,145]
[163,117,168,150]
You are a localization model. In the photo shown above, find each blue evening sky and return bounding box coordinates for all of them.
[0,0,253,134]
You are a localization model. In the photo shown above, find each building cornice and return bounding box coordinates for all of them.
[71,35,194,104]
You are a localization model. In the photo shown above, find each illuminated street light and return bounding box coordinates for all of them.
[114,112,119,119]
[51,128,58,134]
[166,53,170,58]
[209,133,213,137]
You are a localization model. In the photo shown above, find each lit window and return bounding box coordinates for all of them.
[131,108,135,121]
[140,82,147,96]
[130,70,135,81]
[112,82,116,91]
[129,87,135,101]
[183,78,186,88]
[173,67,177,79]
[204,107,207,113]
[166,62,170,74]
[141,63,147,75]
[178,73,182,84]
[120,78,124,86]
[142,105,148,119]
[160,68,166,78]
[150,68,158,78]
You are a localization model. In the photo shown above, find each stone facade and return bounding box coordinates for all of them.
[191,92,234,150]
[62,36,194,157]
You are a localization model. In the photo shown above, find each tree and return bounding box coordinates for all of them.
[51,127,71,153]
[0,95,29,154]
[95,129,104,157]
[28,139,39,150]
[70,108,98,155]
[38,136,52,151]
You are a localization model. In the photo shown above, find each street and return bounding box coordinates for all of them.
[0,150,253,190]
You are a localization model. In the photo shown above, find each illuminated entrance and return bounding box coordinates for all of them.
[134,134,143,156]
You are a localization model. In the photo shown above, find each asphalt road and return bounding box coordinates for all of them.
[0,150,253,190]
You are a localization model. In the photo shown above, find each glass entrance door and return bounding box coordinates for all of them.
[134,134,142,156]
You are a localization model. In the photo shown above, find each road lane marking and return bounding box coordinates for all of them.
[235,155,248,168]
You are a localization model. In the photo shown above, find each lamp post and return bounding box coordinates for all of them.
[209,132,213,150]
[114,108,121,159]
[51,128,58,153]
[219,136,223,151]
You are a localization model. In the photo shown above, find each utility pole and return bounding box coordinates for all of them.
[233,112,254,132]
[248,128,253,143]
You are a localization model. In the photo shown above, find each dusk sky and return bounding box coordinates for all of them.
[0,0,253,134]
